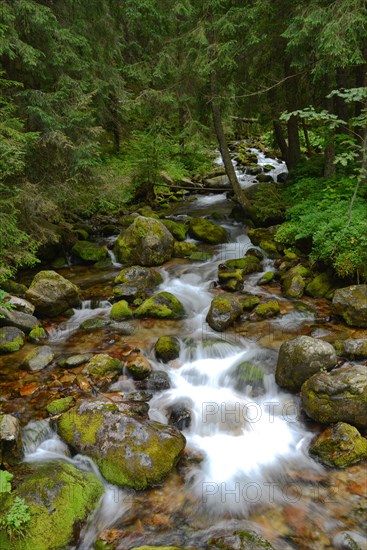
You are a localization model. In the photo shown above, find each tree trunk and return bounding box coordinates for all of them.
[210,69,251,210]
[273,120,289,161]
[285,59,301,169]
[324,142,336,178]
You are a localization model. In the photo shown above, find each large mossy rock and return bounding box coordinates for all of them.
[109,300,133,320]
[0,307,38,334]
[301,364,367,428]
[276,336,337,392]
[113,265,163,303]
[0,461,103,550]
[0,326,25,354]
[84,354,123,388]
[57,399,186,489]
[161,219,187,241]
[71,240,108,263]
[206,293,243,332]
[114,217,174,266]
[135,292,185,319]
[188,218,228,244]
[25,271,81,318]
[332,285,367,327]
[309,422,367,468]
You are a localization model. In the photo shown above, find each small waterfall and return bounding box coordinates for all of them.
[48,300,111,342]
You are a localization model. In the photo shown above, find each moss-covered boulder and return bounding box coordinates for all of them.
[0,413,23,465]
[113,265,163,303]
[155,336,181,363]
[25,271,81,318]
[301,364,367,428]
[125,355,152,380]
[1,280,27,296]
[281,265,308,299]
[114,217,174,266]
[0,327,25,354]
[71,240,108,263]
[22,346,54,372]
[0,461,103,550]
[253,299,280,319]
[258,271,274,285]
[276,336,337,392]
[161,219,187,241]
[57,399,186,489]
[218,265,245,292]
[109,300,133,320]
[309,422,367,468]
[46,396,75,416]
[135,292,185,320]
[247,225,279,247]
[188,218,228,244]
[332,285,367,327]
[206,293,243,332]
[306,272,335,298]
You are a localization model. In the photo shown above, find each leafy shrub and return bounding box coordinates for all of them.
[0,496,31,539]
[276,176,367,279]
[0,470,13,494]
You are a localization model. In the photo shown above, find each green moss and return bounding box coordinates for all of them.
[58,406,107,446]
[72,241,108,263]
[225,256,261,274]
[237,362,264,383]
[29,326,47,340]
[51,257,66,269]
[1,281,27,296]
[189,250,212,261]
[109,300,133,320]
[86,354,123,378]
[309,422,367,468]
[73,228,89,240]
[254,300,280,318]
[155,336,180,363]
[46,397,74,416]
[161,219,187,241]
[80,318,110,330]
[188,218,228,244]
[306,272,334,298]
[135,292,185,319]
[240,296,261,310]
[258,271,274,284]
[259,240,278,255]
[0,335,24,354]
[173,241,198,258]
[0,462,103,550]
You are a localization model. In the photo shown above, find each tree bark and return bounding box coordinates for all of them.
[285,59,301,169]
[210,68,251,210]
[273,120,289,161]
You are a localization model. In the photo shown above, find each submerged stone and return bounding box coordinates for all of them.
[22,345,54,372]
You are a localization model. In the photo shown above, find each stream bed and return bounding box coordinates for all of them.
[1,150,366,550]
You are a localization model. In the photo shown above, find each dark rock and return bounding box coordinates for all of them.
[332,285,367,327]
[206,293,243,332]
[0,307,38,334]
[25,271,81,318]
[0,326,25,354]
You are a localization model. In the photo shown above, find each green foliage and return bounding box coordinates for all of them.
[0,470,13,494]
[0,496,31,539]
[276,175,367,278]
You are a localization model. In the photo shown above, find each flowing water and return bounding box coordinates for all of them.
[2,148,366,549]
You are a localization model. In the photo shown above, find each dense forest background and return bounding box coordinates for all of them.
[0,0,366,284]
